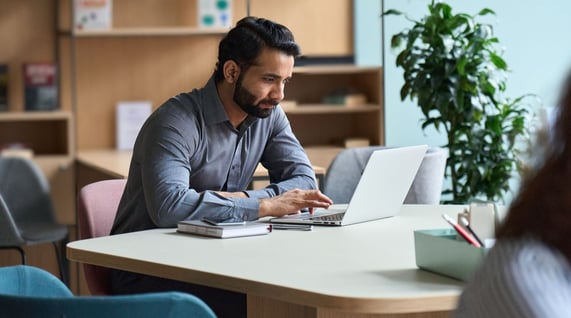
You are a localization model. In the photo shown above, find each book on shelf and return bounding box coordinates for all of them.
[177,220,272,239]
[23,63,58,111]
[0,64,7,111]
[74,0,112,31]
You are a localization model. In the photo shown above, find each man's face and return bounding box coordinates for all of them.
[233,48,294,118]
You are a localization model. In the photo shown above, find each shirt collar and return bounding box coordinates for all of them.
[202,75,229,125]
[202,75,259,129]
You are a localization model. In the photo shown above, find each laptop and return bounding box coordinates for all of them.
[269,145,428,226]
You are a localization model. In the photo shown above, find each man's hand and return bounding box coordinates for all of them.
[258,189,333,218]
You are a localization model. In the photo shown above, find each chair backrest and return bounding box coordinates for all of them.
[403,147,448,204]
[0,264,72,297]
[77,179,127,295]
[0,265,216,318]
[323,146,448,204]
[0,156,60,245]
[323,146,385,204]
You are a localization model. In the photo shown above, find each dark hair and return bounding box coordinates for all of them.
[214,16,301,82]
[497,72,571,260]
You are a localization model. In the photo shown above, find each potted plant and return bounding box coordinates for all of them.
[384,1,535,204]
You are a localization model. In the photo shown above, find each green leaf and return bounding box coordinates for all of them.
[490,52,508,70]
[477,8,496,16]
[382,9,404,16]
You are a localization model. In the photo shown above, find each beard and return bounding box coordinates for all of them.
[233,76,278,118]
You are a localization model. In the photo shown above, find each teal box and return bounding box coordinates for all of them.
[414,229,488,281]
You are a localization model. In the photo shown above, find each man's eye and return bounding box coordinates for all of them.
[283,78,291,85]
[263,77,274,83]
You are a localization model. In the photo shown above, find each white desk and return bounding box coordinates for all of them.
[67,205,467,317]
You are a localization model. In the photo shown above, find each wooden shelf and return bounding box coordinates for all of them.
[72,27,229,37]
[0,110,71,121]
[283,104,380,114]
[0,111,73,156]
[293,65,381,74]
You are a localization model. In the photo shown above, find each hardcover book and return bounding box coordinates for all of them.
[23,63,57,111]
[177,220,272,239]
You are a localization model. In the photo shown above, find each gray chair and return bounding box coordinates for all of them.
[0,156,68,283]
[323,146,447,204]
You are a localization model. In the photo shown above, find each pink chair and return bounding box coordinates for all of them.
[77,179,127,295]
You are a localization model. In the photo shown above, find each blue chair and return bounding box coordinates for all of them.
[0,265,217,318]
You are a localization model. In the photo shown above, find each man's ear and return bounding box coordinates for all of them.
[223,60,240,84]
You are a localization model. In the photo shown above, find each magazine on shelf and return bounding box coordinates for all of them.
[177,220,272,239]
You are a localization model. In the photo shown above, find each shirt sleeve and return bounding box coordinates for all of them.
[139,108,260,227]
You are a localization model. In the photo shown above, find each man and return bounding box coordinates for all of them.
[110,17,332,317]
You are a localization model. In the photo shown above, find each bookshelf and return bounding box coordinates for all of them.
[0,0,75,285]
[60,0,379,168]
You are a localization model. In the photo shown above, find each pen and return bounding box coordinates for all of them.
[459,216,485,247]
[441,214,482,248]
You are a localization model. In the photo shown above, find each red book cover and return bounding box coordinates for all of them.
[23,63,58,111]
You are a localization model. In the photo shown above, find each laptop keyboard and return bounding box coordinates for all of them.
[310,213,345,222]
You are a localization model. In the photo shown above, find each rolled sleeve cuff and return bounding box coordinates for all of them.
[234,197,260,221]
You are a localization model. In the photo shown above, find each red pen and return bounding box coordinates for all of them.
[441,214,482,248]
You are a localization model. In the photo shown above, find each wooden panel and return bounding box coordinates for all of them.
[36,156,75,225]
[0,0,56,111]
[74,36,221,149]
[58,0,248,30]
[58,35,73,111]
[249,0,353,56]
[288,111,381,147]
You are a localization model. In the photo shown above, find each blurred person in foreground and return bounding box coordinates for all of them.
[455,72,571,317]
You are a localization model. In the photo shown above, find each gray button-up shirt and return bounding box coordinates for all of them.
[111,76,316,234]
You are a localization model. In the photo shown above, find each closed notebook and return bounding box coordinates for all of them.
[177,220,272,239]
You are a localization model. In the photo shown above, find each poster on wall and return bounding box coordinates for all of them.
[198,0,232,28]
[74,0,112,31]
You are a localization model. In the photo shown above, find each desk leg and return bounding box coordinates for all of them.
[247,295,451,318]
